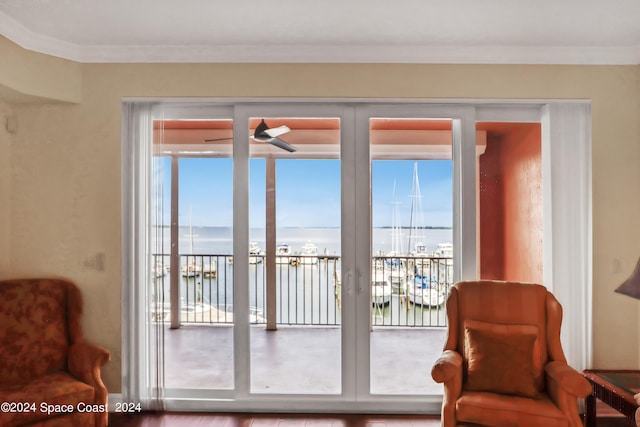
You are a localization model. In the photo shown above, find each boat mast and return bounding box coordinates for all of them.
[407,162,424,252]
[390,180,403,255]
[186,205,196,254]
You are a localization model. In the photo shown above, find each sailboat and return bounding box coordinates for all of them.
[377,180,408,288]
[181,206,204,277]
[408,266,446,307]
[403,162,446,306]
[406,162,431,272]
[407,163,426,256]
[388,180,404,257]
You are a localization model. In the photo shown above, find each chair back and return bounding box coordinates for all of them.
[443,280,564,392]
[0,278,84,384]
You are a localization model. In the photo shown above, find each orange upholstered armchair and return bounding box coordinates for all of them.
[0,278,110,427]
[431,280,591,427]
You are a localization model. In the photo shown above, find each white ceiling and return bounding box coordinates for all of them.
[1,0,639,64]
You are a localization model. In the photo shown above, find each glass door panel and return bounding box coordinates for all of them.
[369,117,453,395]
[153,118,236,391]
[248,116,342,395]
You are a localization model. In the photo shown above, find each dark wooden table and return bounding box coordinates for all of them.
[583,370,640,427]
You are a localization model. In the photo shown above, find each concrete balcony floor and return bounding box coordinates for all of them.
[164,325,446,396]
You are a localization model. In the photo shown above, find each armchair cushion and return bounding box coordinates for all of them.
[0,372,94,426]
[457,391,569,427]
[464,320,541,397]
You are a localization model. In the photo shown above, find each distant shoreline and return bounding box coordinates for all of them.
[375,226,452,230]
[154,225,453,230]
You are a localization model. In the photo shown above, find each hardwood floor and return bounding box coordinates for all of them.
[108,412,440,426]
[108,412,632,427]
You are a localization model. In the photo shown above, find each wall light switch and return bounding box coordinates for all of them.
[95,252,106,271]
[83,252,106,271]
[5,116,17,133]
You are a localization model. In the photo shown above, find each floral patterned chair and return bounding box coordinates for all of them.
[0,278,110,426]
[431,280,592,427]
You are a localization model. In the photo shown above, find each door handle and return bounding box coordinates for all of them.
[357,269,363,294]
[345,271,353,296]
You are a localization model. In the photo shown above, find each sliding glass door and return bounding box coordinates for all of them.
[353,105,476,401]
[142,102,476,407]
[243,112,344,395]
[368,120,454,396]
[232,104,357,402]
[125,100,592,414]
[150,105,237,397]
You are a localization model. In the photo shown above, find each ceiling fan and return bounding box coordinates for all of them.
[203,119,297,152]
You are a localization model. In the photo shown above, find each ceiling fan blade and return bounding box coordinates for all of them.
[264,125,290,138]
[203,137,233,142]
[267,137,297,152]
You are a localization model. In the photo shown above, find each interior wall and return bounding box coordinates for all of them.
[0,37,82,103]
[1,46,639,392]
[479,135,505,279]
[502,125,542,283]
[0,101,11,277]
[479,125,542,283]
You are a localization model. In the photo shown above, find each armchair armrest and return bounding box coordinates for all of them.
[431,350,463,383]
[545,361,592,398]
[68,340,110,392]
[68,341,110,427]
[432,350,463,427]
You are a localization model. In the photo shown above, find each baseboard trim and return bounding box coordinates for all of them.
[107,393,124,412]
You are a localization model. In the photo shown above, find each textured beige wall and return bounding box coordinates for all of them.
[1,46,640,393]
[0,101,12,277]
[0,37,82,103]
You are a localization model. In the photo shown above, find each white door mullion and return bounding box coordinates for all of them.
[340,105,358,401]
[353,107,372,400]
[233,106,251,399]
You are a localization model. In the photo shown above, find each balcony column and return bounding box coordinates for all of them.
[266,156,277,330]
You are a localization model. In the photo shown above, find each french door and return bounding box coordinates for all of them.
[354,105,475,400]
[123,100,591,413]
[147,102,474,411]
[236,104,353,399]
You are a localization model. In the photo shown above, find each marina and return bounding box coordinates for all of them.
[152,231,453,328]
[153,162,453,328]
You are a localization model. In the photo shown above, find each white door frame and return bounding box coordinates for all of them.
[354,104,476,403]
[232,103,357,403]
[120,98,592,414]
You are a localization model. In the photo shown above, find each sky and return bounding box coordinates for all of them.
[155,157,452,228]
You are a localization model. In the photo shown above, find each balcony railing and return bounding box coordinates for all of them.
[152,253,453,327]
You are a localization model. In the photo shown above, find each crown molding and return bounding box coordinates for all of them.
[2,11,640,65]
[59,43,640,65]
